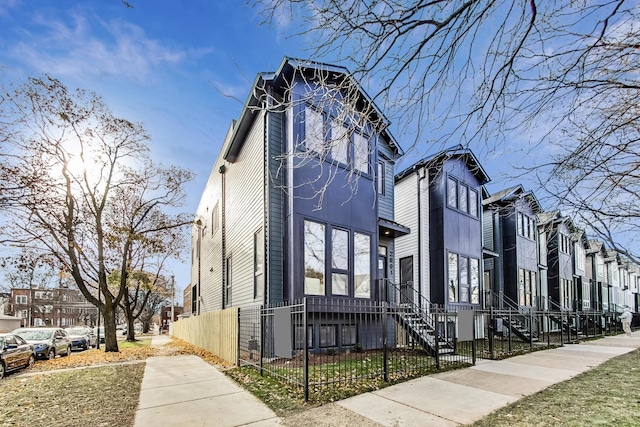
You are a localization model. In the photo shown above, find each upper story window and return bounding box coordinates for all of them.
[377,162,385,195]
[517,212,536,240]
[16,295,27,304]
[575,243,585,270]
[559,233,571,254]
[447,176,478,218]
[304,105,370,174]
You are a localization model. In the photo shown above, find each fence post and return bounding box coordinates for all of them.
[434,311,440,370]
[303,298,309,403]
[507,309,512,353]
[237,308,241,366]
[560,311,564,346]
[259,305,264,376]
[383,302,388,382]
[489,307,494,359]
[472,312,477,365]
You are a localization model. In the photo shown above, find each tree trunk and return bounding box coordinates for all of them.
[102,298,119,352]
[123,292,136,342]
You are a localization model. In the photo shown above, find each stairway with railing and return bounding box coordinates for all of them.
[485,290,539,343]
[383,280,456,356]
[544,297,581,340]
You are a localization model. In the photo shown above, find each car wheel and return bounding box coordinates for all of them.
[0,362,5,379]
[47,349,55,360]
[84,342,89,351]
[27,355,35,368]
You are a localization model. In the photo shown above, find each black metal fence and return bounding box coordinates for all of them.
[239,297,477,402]
[237,297,625,402]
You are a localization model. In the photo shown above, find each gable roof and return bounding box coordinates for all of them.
[482,184,543,212]
[224,57,402,162]
[395,144,490,184]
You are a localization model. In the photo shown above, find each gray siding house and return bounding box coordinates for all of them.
[191,57,408,350]
[394,145,490,310]
[482,185,542,309]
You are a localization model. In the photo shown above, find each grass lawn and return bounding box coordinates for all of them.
[0,364,145,427]
[470,348,640,427]
[119,338,152,349]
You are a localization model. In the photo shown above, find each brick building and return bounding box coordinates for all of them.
[9,287,97,328]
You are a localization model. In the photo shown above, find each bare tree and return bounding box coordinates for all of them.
[0,75,193,351]
[254,0,640,258]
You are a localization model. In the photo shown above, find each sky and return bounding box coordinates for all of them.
[0,0,542,297]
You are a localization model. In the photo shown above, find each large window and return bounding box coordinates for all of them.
[354,233,371,298]
[304,106,369,173]
[304,221,371,298]
[304,220,326,295]
[16,295,27,304]
[254,228,264,300]
[449,252,481,304]
[575,243,585,270]
[320,325,337,347]
[518,268,537,306]
[561,278,573,309]
[447,176,478,218]
[331,228,349,296]
[517,212,536,240]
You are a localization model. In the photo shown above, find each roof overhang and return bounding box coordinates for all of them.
[378,218,410,239]
[483,248,499,259]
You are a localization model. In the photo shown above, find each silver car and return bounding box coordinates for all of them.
[65,326,96,351]
[11,327,72,360]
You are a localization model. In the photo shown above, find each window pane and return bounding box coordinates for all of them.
[354,133,369,173]
[304,221,325,295]
[341,325,357,346]
[469,189,478,217]
[517,213,523,236]
[459,184,468,213]
[332,228,349,270]
[332,273,348,296]
[330,120,349,164]
[470,258,480,304]
[447,177,457,208]
[448,253,458,302]
[305,107,325,154]
[459,256,469,303]
[354,233,371,298]
[320,325,337,347]
[377,161,385,195]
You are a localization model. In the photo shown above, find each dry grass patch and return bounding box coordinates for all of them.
[471,348,640,427]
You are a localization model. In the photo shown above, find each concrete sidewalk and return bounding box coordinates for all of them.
[135,333,640,427]
[338,332,640,426]
[134,335,280,427]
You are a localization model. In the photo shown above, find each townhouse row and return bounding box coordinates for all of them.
[185,57,637,351]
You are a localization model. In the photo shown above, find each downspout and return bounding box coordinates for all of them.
[220,164,227,308]
[263,92,270,308]
[416,166,426,308]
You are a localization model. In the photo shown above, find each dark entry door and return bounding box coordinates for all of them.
[399,256,414,305]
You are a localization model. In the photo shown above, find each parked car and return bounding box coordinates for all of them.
[0,334,35,379]
[11,327,71,360]
[65,326,96,351]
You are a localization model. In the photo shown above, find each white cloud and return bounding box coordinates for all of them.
[0,0,20,17]
[8,9,207,83]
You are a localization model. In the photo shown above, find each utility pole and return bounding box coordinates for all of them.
[170,275,175,336]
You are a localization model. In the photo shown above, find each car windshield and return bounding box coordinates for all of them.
[15,330,53,340]
[67,328,86,335]
[0,337,4,346]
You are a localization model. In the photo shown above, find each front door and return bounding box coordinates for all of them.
[399,256,414,305]
[378,246,388,301]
